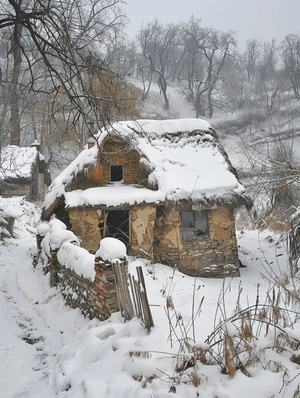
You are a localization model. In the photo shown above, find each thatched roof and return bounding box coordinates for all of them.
[43,119,251,220]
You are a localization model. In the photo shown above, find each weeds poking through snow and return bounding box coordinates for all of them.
[157,259,300,394]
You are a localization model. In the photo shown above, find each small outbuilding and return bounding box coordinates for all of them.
[0,142,51,202]
[42,119,251,277]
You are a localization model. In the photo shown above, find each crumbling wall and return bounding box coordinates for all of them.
[68,204,158,257]
[129,205,156,257]
[153,206,240,278]
[68,208,102,252]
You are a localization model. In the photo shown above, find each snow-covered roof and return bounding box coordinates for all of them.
[44,118,250,214]
[0,145,38,183]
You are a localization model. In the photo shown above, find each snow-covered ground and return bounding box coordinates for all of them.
[1,197,300,398]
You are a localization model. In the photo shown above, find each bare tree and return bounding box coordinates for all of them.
[243,39,262,83]
[179,17,237,118]
[0,0,127,146]
[280,34,300,99]
[257,40,288,114]
[138,19,178,110]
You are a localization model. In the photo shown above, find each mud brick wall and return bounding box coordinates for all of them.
[153,206,240,278]
[68,204,158,258]
[87,138,149,186]
[68,208,102,253]
[129,205,156,257]
[1,184,31,199]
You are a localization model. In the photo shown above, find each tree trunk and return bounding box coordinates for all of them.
[158,75,169,110]
[9,22,23,146]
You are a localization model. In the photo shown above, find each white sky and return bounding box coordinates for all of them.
[124,0,300,48]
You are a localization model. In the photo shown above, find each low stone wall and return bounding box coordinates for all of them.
[57,266,97,318]
[48,248,122,320]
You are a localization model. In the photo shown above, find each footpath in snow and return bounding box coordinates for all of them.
[0,198,89,398]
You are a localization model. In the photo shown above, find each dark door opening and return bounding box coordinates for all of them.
[106,210,129,246]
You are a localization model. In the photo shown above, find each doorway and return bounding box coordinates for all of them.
[105,210,129,246]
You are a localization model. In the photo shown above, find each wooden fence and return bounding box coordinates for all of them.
[111,261,154,332]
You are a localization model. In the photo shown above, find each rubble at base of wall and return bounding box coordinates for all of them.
[179,263,240,278]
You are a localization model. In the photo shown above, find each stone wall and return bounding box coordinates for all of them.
[49,249,121,320]
[153,206,240,278]
[57,267,99,318]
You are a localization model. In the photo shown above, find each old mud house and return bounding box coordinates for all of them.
[0,142,51,201]
[42,119,251,277]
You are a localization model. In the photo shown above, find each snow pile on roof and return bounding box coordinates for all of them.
[44,118,247,211]
[65,184,165,208]
[0,145,37,182]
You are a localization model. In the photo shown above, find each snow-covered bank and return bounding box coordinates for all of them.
[0,198,90,398]
[0,198,300,397]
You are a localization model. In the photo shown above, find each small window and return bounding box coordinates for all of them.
[110,165,123,182]
[182,211,208,240]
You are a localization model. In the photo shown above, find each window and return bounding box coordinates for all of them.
[110,165,123,182]
[182,211,208,240]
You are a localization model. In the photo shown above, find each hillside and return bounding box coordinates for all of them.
[132,79,300,230]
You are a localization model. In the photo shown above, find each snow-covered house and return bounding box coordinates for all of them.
[0,143,51,202]
[42,119,251,277]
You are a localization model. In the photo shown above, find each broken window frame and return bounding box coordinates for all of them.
[182,210,209,241]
